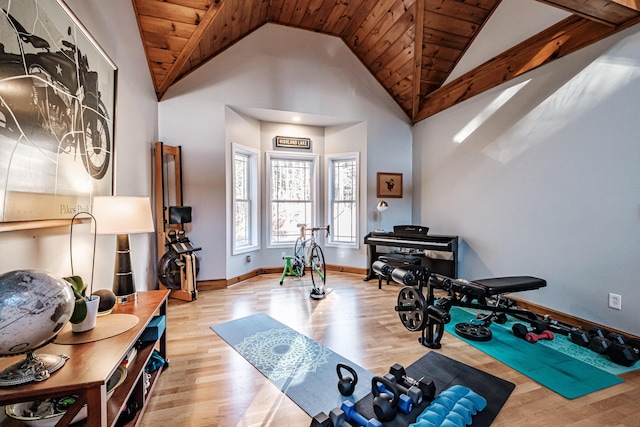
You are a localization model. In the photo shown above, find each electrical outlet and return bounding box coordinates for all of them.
[608,293,622,310]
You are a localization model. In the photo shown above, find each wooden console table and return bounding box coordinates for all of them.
[0,289,169,427]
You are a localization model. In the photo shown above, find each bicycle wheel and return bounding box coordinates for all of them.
[309,244,326,298]
[293,237,306,276]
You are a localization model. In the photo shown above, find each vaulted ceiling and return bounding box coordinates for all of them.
[132,0,640,124]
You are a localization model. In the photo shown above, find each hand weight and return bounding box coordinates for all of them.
[371,376,399,422]
[336,363,358,396]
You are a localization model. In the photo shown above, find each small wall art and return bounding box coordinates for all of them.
[377,172,402,198]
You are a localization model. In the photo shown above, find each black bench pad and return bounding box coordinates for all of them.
[471,276,546,295]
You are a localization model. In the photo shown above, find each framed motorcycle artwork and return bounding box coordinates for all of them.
[0,0,116,224]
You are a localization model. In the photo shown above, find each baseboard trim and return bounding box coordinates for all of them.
[196,265,367,290]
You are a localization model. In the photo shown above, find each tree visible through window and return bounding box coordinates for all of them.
[232,144,259,253]
[234,152,250,247]
[268,153,317,244]
[328,154,358,245]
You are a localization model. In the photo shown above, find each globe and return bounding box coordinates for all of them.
[0,270,75,356]
[0,270,75,386]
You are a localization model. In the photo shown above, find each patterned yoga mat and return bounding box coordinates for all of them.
[211,313,374,417]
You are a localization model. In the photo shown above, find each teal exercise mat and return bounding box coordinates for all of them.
[451,305,640,376]
[354,351,514,427]
[445,306,624,399]
[211,313,374,417]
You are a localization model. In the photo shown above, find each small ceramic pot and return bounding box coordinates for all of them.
[71,295,100,333]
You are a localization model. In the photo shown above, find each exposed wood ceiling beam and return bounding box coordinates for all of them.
[611,0,640,11]
[411,0,425,120]
[155,0,225,98]
[414,13,640,122]
[535,0,639,26]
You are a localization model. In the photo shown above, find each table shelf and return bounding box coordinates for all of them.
[0,290,169,427]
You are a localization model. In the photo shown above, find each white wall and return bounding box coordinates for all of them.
[0,0,158,291]
[158,24,413,281]
[413,24,640,335]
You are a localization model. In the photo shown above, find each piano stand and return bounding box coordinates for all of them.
[375,261,546,348]
[364,229,458,280]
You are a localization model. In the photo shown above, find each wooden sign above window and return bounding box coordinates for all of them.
[275,136,311,149]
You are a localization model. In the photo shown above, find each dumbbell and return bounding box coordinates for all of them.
[570,328,590,346]
[336,363,358,396]
[337,401,382,427]
[588,326,611,354]
[388,363,436,401]
[588,329,629,355]
[512,323,554,343]
[608,341,640,367]
[524,330,554,343]
[310,411,331,427]
[375,375,413,414]
[511,322,547,338]
[382,372,422,406]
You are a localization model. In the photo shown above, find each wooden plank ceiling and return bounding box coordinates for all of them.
[132,0,640,123]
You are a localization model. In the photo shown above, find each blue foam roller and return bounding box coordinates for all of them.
[416,404,446,424]
[450,403,472,424]
[449,396,475,415]
[434,394,456,410]
[409,419,438,427]
[462,389,487,411]
[443,410,467,426]
[441,419,465,427]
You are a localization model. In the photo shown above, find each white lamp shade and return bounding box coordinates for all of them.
[377,200,389,212]
[92,196,155,235]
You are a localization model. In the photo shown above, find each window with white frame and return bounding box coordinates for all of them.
[327,153,358,246]
[266,152,319,245]
[232,144,259,254]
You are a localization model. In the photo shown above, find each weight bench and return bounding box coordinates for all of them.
[372,261,547,348]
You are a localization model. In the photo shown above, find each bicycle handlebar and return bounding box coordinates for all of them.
[297,224,331,238]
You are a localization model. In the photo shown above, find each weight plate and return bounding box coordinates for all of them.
[454,322,493,341]
[396,286,428,332]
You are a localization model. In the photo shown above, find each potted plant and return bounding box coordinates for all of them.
[64,275,100,332]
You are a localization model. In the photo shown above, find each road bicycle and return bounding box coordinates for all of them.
[280,223,330,299]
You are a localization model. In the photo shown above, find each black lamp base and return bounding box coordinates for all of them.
[113,234,137,304]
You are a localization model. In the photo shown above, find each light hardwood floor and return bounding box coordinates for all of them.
[141,272,640,426]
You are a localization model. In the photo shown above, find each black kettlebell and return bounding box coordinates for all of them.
[336,363,358,396]
[371,376,399,421]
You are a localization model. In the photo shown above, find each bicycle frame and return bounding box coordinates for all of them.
[291,224,329,298]
[295,224,329,266]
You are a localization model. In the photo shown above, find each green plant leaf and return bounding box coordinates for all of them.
[64,275,88,323]
[64,275,87,296]
[70,298,88,324]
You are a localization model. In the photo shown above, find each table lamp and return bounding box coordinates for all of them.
[376,200,388,231]
[92,196,155,303]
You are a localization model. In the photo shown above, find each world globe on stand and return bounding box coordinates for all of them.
[0,270,75,386]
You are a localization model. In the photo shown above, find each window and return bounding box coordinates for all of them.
[266,152,319,245]
[232,144,259,254]
[327,153,359,246]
